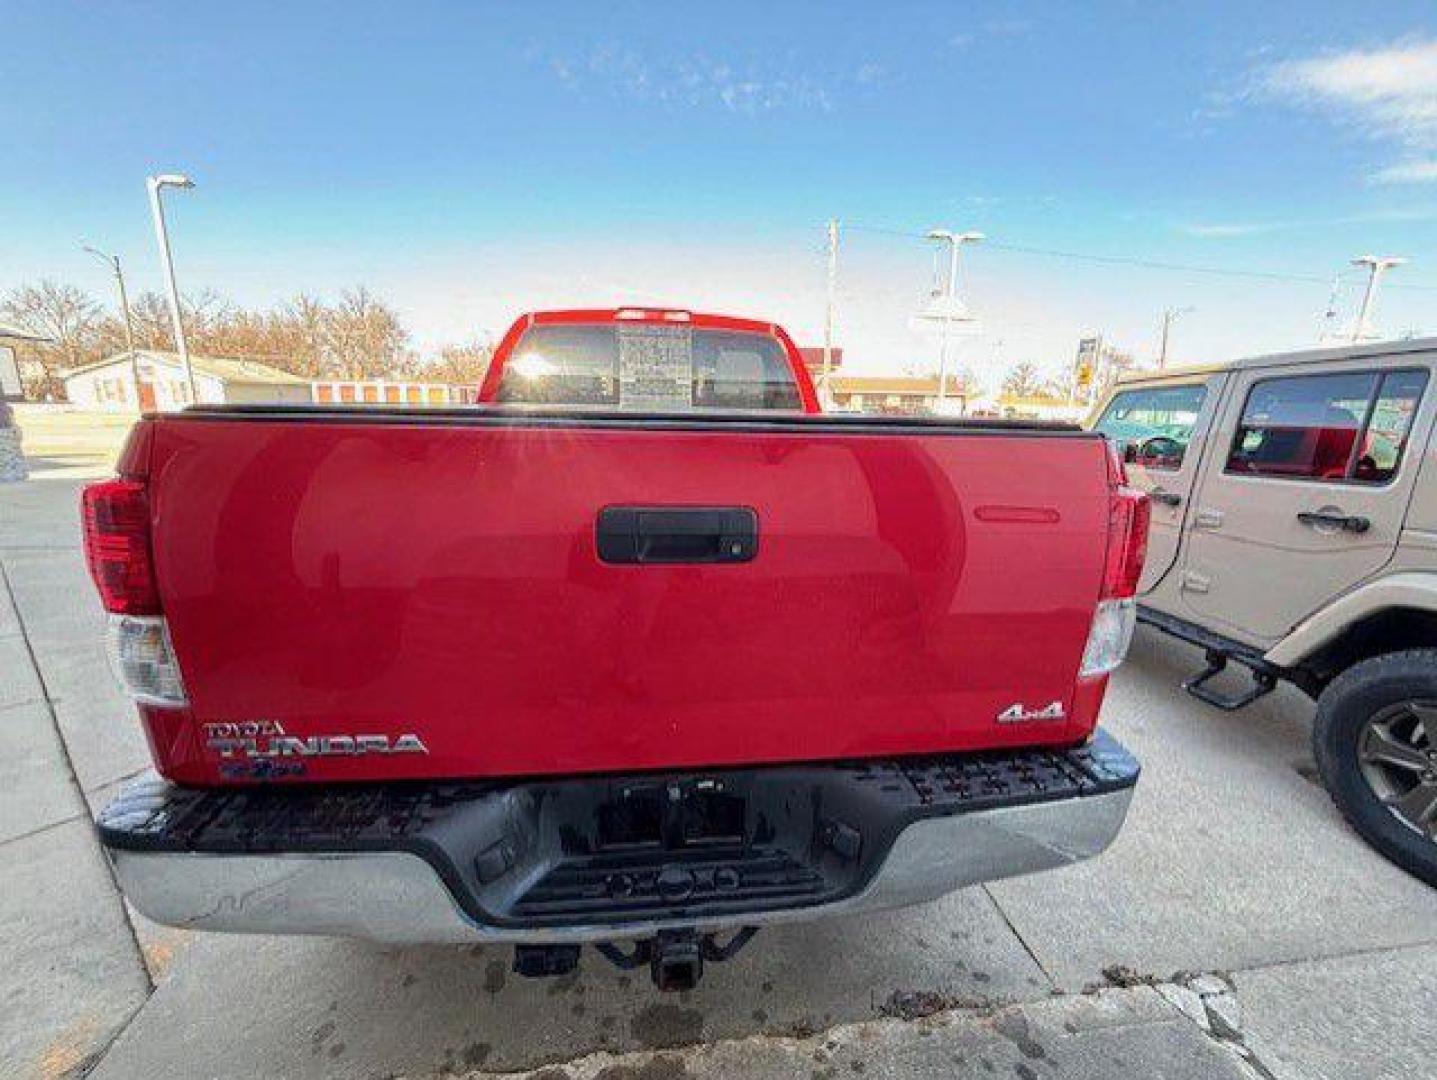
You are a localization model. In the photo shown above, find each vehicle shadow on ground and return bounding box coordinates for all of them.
[94,887,1054,1079]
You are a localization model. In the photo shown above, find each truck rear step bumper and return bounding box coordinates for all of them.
[97,730,1138,944]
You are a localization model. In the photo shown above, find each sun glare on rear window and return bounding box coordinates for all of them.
[494,324,802,411]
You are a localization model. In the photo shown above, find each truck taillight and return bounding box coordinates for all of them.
[81,478,188,707]
[82,479,159,616]
[1080,483,1151,679]
[1102,485,1151,602]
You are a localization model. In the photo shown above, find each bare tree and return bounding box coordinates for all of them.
[322,287,410,379]
[279,294,330,377]
[0,281,104,398]
[2,276,471,396]
[1000,361,1045,399]
[425,338,493,388]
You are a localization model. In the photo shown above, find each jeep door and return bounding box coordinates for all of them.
[1092,376,1223,593]
[1179,353,1435,644]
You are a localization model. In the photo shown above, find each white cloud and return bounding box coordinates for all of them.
[1180,222,1282,238]
[1372,159,1437,184]
[534,45,838,113]
[948,17,1035,49]
[1178,205,1437,237]
[984,18,1035,37]
[1263,39,1437,152]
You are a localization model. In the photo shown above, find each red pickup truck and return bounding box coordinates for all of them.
[89,308,1146,990]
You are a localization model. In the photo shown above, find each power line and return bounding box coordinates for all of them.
[842,222,1437,292]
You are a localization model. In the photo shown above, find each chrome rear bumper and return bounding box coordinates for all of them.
[100,732,1138,944]
[107,788,1132,943]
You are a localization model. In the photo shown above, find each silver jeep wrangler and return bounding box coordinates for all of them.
[1092,337,1437,886]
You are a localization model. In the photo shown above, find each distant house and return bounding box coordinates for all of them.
[1,322,50,402]
[62,350,311,412]
[827,374,958,415]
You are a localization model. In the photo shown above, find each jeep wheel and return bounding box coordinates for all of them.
[1313,649,1437,888]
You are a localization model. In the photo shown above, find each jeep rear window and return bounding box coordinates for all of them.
[1226,368,1428,484]
[1094,383,1207,470]
[494,323,802,411]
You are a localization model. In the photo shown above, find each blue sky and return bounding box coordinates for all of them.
[3,1,1437,381]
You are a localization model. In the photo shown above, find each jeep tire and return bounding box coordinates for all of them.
[1313,649,1437,888]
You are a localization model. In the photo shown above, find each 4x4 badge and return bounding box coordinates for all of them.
[997,701,1066,723]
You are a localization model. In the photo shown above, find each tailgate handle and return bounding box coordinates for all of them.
[597,507,758,564]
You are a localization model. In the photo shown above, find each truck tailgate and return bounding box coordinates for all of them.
[142,410,1112,783]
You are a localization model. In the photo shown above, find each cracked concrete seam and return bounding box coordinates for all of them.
[430,982,1220,1080]
[981,881,1060,991]
[1154,974,1283,1080]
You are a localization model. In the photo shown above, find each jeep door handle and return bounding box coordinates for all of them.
[1297,511,1371,534]
[1149,489,1182,507]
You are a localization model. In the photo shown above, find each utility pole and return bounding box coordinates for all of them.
[823,219,839,399]
[1350,255,1407,344]
[83,246,141,406]
[147,173,198,403]
[1157,306,1194,369]
[1318,273,1343,342]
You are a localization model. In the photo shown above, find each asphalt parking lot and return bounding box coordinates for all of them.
[3,415,1436,1080]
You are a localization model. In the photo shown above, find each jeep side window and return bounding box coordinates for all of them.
[1093,383,1207,470]
[1225,368,1428,484]
[1355,370,1429,483]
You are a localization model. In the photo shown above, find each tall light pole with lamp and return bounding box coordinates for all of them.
[1350,255,1406,344]
[82,245,142,407]
[922,228,984,407]
[146,174,198,403]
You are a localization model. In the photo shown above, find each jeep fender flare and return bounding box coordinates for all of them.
[1265,572,1437,668]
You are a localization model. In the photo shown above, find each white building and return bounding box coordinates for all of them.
[62,351,311,412]
[967,394,1088,423]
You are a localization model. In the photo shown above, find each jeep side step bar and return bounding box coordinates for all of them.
[1183,650,1277,711]
[1137,606,1318,709]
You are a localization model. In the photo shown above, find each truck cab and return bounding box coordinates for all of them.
[1091,337,1437,886]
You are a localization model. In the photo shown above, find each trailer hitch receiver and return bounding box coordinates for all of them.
[512,943,581,979]
[593,927,759,990]
[652,930,703,992]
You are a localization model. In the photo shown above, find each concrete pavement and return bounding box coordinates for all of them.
[2,414,1435,1079]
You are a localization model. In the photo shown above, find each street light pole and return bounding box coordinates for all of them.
[82,246,141,407]
[1350,255,1406,344]
[1157,306,1194,369]
[146,173,197,403]
[925,228,985,406]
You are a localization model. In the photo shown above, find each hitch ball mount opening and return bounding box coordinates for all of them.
[512,927,759,990]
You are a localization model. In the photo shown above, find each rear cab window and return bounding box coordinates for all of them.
[1094,383,1208,470]
[495,322,803,412]
[1226,368,1428,484]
